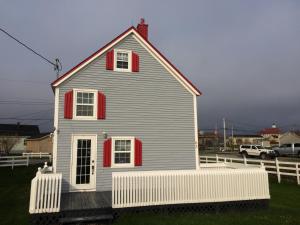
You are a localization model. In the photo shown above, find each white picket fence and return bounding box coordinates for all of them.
[0,156,29,169]
[29,168,62,214]
[200,155,300,185]
[112,167,270,208]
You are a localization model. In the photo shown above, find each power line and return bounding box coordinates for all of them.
[0,118,52,121]
[0,78,49,85]
[13,108,53,119]
[0,100,52,105]
[0,27,62,76]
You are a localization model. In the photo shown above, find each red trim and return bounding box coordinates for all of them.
[97,91,106,119]
[132,52,139,72]
[51,26,201,95]
[134,138,142,166]
[103,138,111,167]
[64,90,73,119]
[106,50,114,70]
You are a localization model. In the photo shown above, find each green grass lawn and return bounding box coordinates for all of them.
[0,166,299,225]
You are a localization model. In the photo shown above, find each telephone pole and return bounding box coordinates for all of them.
[231,125,234,151]
[223,118,226,151]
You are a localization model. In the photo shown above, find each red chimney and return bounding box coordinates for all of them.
[137,18,148,40]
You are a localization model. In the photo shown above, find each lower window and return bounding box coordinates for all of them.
[112,137,134,167]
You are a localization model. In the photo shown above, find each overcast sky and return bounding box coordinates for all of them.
[0,0,299,133]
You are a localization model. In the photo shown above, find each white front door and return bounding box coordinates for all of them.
[71,135,97,191]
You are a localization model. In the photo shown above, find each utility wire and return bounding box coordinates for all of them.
[0,100,52,105]
[13,108,53,119]
[0,118,52,120]
[0,27,62,76]
[0,78,49,85]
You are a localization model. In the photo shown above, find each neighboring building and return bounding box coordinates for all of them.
[0,123,40,154]
[198,131,221,151]
[228,134,263,149]
[279,131,300,145]
[259,123,281,147]
[25,133,53,154]
[51,19,201,193]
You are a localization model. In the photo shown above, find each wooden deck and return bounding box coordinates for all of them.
[61,191,112,211]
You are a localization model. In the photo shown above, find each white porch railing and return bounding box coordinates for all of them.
[112,166,270,208]
[23,152,52,161]
[29,164,62,214]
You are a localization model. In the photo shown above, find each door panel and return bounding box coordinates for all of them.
[71,135,97,191]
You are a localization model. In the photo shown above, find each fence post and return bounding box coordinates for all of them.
[275,158,281,183]
[296,163,299,185]
[40,152,42,159]
[27,155,29,166]
[224,157,227,163]
[216,154,219,163]
[205,156,208,163]
[12,157,14,170]
[243,156,247,165]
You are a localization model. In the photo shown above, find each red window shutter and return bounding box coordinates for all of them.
[134,138,142,166]
[132,52,139,72]
[103,138,111,167]
[97,92,106,119]
[106,50,114,70]
[64,90,73,119]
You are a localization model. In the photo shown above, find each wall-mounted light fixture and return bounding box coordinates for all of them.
[102,131,108,139]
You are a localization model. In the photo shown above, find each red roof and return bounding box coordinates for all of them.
[259,128,281,135]
[51,26,201,95]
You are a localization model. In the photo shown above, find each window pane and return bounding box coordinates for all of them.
[117,61,128,69]
[116,52,129,69]
[117,52,128,61]
[76,105,94,116]
[77,92,83,104]
[115,152,130,164]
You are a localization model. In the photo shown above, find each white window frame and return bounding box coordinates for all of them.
[114,49,132,72]
[73,89,98,120]
[111,136,135,168]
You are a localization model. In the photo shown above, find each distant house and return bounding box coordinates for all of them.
[279,131,300,145]
[0,123,40,154]
[228,134,263,149]
[25,133,53,154]
[198,131,221,151]
[259,123,281,147]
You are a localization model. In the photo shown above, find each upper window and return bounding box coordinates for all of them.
[114,50,132,72]
[74,89,97,120]
[112,137,134,167]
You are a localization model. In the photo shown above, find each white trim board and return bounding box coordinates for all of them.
[52,87,59,173]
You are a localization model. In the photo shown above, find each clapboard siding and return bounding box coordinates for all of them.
[56,34,196,192]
